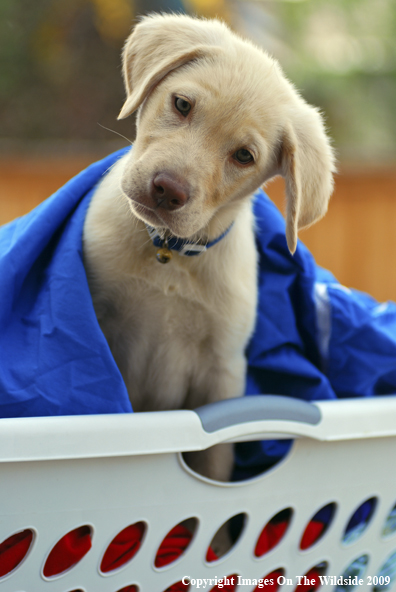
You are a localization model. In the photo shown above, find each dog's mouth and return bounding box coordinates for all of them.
[128,198,184,237]
[130,200,162,225]
[122,174,209,239]
[121,169,200,238]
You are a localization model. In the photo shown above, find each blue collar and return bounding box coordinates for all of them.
[146,223,234,260]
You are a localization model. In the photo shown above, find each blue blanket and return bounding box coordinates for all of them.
[2,148,396,470]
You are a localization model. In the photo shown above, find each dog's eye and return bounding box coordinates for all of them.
[233,149,254,165]
[175,97,191,117]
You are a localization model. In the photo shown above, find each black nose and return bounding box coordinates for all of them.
[150,173,189,211]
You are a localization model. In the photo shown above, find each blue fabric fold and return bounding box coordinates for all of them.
[2,148,396,472]
[0,148,132,417]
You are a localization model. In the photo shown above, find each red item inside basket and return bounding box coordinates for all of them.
[101,522,145,573]
[255,517,289,556]
[43,525,92,577]
[255,517,324,557]
[155,523,195,567]
[0,529,34,577]
[300,520,325,550]
[0,518,326,586]
[295,567,323,592]
[253,569,285,592]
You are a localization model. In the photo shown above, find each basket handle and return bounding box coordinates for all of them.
[194,395,321,433]
[2,396,396,462]
[192,394,396,445]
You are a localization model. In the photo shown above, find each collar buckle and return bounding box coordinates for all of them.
[178,243,207,256]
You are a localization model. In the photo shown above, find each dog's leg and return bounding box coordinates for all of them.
[183,442,234,482]
[183,353,247,482]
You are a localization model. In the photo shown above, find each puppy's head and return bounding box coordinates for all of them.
[118,14,335,253]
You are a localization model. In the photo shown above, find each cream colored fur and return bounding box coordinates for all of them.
[83,14,335,481]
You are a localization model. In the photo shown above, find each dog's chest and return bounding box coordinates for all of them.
[84,184,258,413]
[93,256,243,411]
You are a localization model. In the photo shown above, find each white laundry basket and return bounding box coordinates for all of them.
[1,395,396,592]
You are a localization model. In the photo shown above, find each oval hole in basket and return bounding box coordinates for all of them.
[300,503,336,550]
[209,574,238,591]
[43,525,92,578]
[254,508,293,557]
[100,522,146,573]
[294,562,328,592]
[0,529,34,578]
[154,518,198,568]
[206,513,246,562]
[372,550,396,592]
[342,498,377,545]
[183,441,291,483]
[115,586,139,592]
[382,502,396,538]
[336,555,369,592]
[253,568,285,592]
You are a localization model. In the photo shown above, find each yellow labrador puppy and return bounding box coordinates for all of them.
[83,14,335,480]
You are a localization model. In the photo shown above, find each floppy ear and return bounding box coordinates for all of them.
[278,105,336,254]
[118,14,225,119]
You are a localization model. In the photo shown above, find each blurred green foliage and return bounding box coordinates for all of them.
[274,0,396,163]
[0,0,395,163]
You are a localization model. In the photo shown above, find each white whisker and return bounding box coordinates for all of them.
[97,122,133,146]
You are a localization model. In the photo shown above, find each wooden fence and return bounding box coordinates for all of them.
[1,156,396,303]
